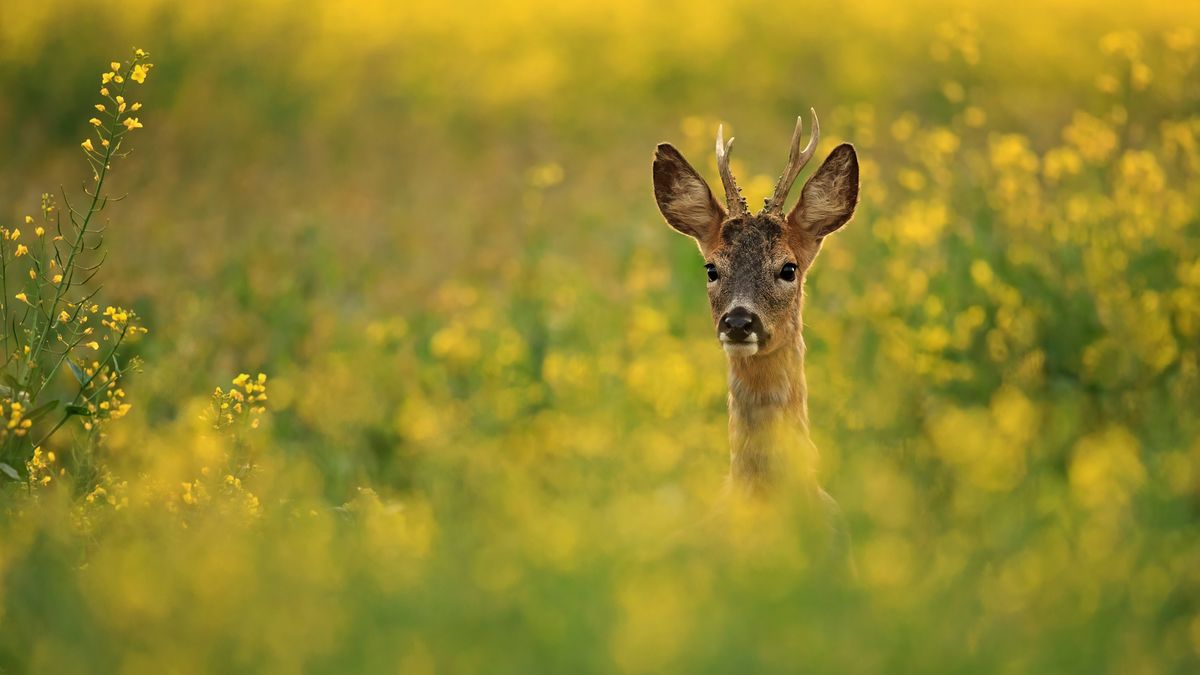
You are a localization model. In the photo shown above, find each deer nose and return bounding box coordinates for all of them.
[721,307,756,341]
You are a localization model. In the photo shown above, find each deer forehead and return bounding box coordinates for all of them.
[712,216,791,269]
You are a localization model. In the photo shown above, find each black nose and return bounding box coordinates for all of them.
[721,307,756,341]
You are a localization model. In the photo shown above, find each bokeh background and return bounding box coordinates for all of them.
[2,0,1200,672]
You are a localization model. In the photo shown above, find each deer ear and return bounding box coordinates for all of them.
[653,143,725,246]
[787,143,859,237]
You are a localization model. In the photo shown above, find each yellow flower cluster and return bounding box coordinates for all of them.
[101,305,147,335]
[25,447,57,487]
[75,360,134,429]
[81,49,153,175]
[0,401,34,438]
[212,373,269,430]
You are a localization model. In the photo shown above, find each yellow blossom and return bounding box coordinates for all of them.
[53,274,63,285]
[95,104,105,112]
[110,62,121,71]
[35,227,44,237]
[130,64,151,84]
[85,341,100,350]
[14,293,28,304]
[89,118,102,127]
[123,118,143,131]
[14,245,28,257]
[81,138,95,152]
[23,216,32,224]
[101,72,114,84]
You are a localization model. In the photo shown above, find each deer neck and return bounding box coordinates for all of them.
[725,332,817,494]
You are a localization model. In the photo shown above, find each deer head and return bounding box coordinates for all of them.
[652,110,859,358]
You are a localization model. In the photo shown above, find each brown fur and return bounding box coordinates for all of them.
[652,144,724,248]
[651,131,860,504]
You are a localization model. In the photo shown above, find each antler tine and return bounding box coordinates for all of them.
[763,108,820,215]
[716,124,749,218]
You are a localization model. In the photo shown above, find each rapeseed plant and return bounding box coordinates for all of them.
[0,50,154,491]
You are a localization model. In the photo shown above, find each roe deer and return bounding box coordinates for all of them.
[652,110,858,554]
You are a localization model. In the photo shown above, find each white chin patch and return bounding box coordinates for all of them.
[722,342,759,358]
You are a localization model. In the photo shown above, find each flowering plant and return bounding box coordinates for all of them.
[0,49,154,491]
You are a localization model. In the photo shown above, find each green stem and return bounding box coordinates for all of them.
[24,73,132,391]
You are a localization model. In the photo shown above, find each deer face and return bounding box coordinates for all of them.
[653,111,859,358]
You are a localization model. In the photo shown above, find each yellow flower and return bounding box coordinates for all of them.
[101,72,114,84]
[14,245,28,257]
[131,102,142,111]
[10,229,19,240]
[99,87,109,97]
[24,216,32,224]
[123,118,143,131]
[113,75,124,84]
[28,269,36,280]
[81,138,94,152]
[35,227,44,237]
[110,62,121,72]
[58,311,69,322]
[14,293,28,304]
[85,341,100,350]
[89,118,102,127]
[135,48,148,58]
[130,64,150,84]
[53,274,63,285]
[94,104,105,112]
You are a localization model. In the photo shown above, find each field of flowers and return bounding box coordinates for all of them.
[1,0,1199,672]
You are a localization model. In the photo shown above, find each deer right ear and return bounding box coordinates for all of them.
[653,144,725,246]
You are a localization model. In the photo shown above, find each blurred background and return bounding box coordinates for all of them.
[2,0,1199,672]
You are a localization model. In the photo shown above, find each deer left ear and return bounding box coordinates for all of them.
[787,143,859,237]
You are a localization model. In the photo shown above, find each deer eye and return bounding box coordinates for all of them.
[705,263,719,283]
[779,262,798,282]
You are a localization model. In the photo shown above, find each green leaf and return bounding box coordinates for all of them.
[67,361,86,385]
[2,374,22,392]
[26,399,59,422]
[65,404,92,417]
[0,462,19,481]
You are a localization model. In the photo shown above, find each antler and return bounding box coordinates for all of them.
[715,124,749,218]
[762,108,820,216]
